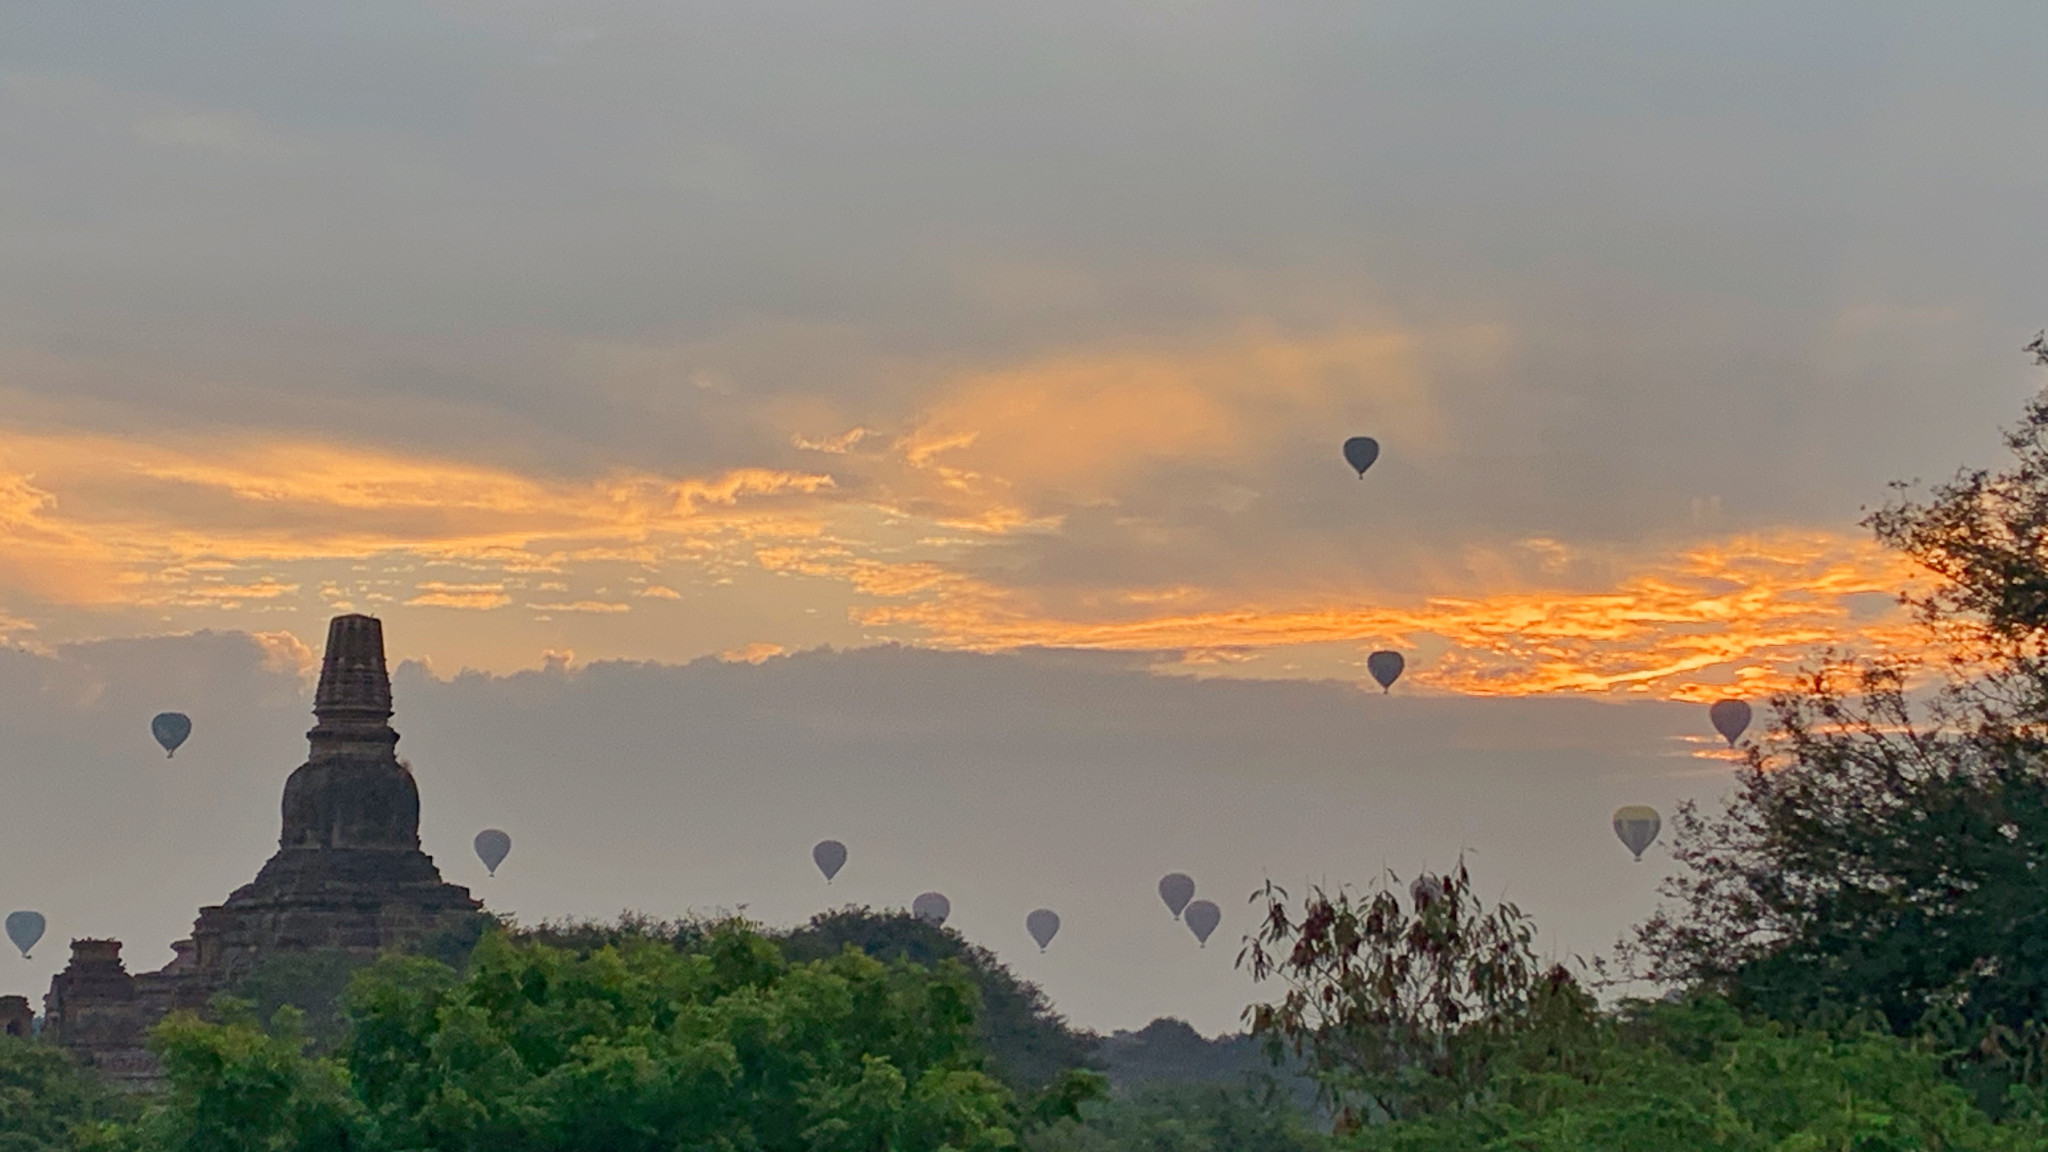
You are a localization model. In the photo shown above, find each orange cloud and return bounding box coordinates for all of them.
[895,328,1446,503]
[405,582,512,610]
[847,530,1927,700]
[0,329,1944,702]
[0,427,838,604]
[720,641,787,663]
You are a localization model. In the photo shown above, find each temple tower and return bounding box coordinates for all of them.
[186,614,481,979]
[44,615,484,1085]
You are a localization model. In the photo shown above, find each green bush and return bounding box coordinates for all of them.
[1350,997,2048,1151]
[0,1034,123,1151]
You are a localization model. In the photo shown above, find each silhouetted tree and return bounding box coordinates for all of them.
[1240,862,1596,1128]
[1637,336,2048,1091]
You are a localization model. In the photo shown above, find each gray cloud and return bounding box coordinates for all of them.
[1,2,2040,588]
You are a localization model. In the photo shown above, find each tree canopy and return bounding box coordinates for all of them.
[1636,339,2048,1081]
[112,921,1021,1152]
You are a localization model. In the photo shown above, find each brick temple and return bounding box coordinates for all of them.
[40,614,482,1086]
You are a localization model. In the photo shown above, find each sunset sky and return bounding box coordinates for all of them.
[2,3,2044,1032]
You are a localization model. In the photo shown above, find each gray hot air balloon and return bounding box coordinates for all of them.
[1410,875,1444,908]
[1184,899,1221,947]
[1613,806,1662,862]
[1158,873,1195,921]
[1709,699,1752,747]
[474,829,511,876]
[814,840,848,883]
[151,712,192,758]
[1342,436,1380,478]
[1367,651,1405,693]
[5,911,45,959]
[1026,908,1060,952]
[912,892,951,926]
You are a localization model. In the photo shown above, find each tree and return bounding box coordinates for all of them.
[1637,337,2048,1067]
[338,920,1019,1152]
[783,907,1101,1094]
[1239,862,1596,1128]
[103,920,1021,1151]
[225,950,367,1052]
[0,1033,125,1152]
[127,1004,361,1152]
[1023,1082,1327,1152]
[513,906,1101,1095]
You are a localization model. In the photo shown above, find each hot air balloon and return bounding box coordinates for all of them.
[1709,699,1752,747]
[151,712,192,758]
[912,892,951,926]
[1342,436,1380,478]
[1613,806,1662,862]
[474,829,511,876]
[1158,873,1195,921]
[1367,651,1405,693]
[1410,875,1444,908]
[5,911,44,959]
[814,840,847,883]
[1184,900,1221,947]
[1026,909,1060,952]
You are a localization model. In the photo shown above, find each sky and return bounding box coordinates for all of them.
[0,2,2044,1033]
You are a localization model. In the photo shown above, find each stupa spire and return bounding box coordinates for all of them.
[313,614,393,723]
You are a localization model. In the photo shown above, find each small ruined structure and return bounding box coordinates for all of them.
[0,994,32,1037]
[39,940,167,1088]
[41,614,482,1084]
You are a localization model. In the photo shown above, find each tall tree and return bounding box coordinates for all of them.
[1638,337,2048,1051]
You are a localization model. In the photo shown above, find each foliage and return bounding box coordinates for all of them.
[337,921,1018,1151]
[104,920,1020,1152]
[1636,340,2048,1077]
[508,909,713,957]
[225,950,368,1052]
[784,907,1101,1094]
[1239,863,1597,1128]
[123,1004,360,1152]
[0,1034,125,1152]
[1347,996,2048,1151]
[1024,1082,1328,1152]
[507,905,1100,1095]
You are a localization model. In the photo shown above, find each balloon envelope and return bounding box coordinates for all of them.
[912,892,951,926]
[813,840,848,882]
[1026,908,1060,951]
[1709,699,1753,746]
[5,911,44,958]
[1158,873,1195,920]
[1367,651,1405,693]
[151,712,192,757]
[1342,436,1380,477]
[1410,875,1444,908]
[1613,806,1662,861]
[474,829,511,876]
[1184,900,1221,947]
